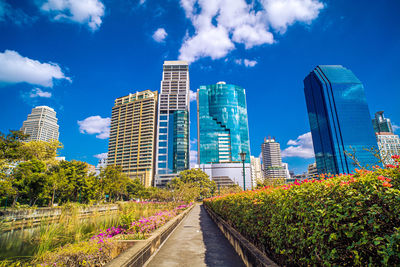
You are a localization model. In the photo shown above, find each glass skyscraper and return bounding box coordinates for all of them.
[304,65,379,175]
[154,61,190,187]
[372,111,393,133]
[197,82,250,164]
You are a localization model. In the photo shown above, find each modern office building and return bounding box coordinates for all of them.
[261,137,287,179]
[197,82,251,190]
[21,106,59,142]
[372,111,393,133]
[154,61,190,187]
[95,157,108,176]
[304,65,379,174]
[250,156,264,186]
[107,90,158,187]
[376,133,400,165]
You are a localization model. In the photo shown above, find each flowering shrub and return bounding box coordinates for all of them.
[204,156,400,266]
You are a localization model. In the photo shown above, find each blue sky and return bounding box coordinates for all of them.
[1,0,399,174]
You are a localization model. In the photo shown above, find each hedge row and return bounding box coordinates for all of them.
[204,157,400,266]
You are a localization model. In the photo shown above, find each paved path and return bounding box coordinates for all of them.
[146,204,245,267]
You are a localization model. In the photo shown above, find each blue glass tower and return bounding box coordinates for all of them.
[197,82,250,164]
[304,65,379,174]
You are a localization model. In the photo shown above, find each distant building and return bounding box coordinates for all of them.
[372,111,393,133]
[155,61,190,187]
[199,163,251,188]
[282,162,290,180]
[21,106,59,142]
[55,156,66,161]
[250,156,263,186]
[197,81,251,190]
[304,65,379,175]
[261,137,287,179]
[95,157,108,176]
[107,90,158,187]
[376,132,400,165]
[307,163,318,179]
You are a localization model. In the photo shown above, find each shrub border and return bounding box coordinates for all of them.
[204,204,278,267]
[105,204,194,267]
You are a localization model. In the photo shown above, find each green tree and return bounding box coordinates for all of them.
[20,140,63,162]
[58,160,89,203]
[12,158,49,206]
[127,178,149,200]
[177,169,217,199]
[98,166,130,201]
[0,130,28,161]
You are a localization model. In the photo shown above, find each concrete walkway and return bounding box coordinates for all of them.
[146,204,245,267]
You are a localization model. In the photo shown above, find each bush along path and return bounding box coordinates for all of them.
[33,203,193,267]
[204,156,400,266]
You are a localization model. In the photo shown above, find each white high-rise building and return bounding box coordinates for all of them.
[21,106,59,142]
[261,137,287,179]
[155,61,190,187]
[250,156,263,186]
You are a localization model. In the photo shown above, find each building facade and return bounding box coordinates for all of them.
[261,137,287,179]
[250,156,263,186]
[376,133,400,165]
[21,106,59,142]
[107,90,158,187]
[197,82,251,190]
[154,61,190,187]
[372,111,393,133]
[304,65,379,175]
[307,163,318,179]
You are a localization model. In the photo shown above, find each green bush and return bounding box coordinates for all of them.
[204,158,400,266]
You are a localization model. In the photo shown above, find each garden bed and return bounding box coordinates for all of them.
[204,156,400,266]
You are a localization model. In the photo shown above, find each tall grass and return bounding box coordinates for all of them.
[0,201,178,263]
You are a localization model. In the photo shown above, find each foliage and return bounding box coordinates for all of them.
[0,130,28,162]
[169,169,217,200]
[204,156,400,266]
[218,184,243,195]
[255,178,285,188]
[19,139,63,162]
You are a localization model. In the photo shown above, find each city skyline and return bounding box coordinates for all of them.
[1,0,400,173]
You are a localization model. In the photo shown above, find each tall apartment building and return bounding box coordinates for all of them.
[21,106,59,142]
[154,61,190,187]
[250,156,263,186]
[261,137,287,179]
[372,111,393,133]
[307,163,318,179]
[304,65,379,174]
[197,82,252,189]
[107,90,158,187]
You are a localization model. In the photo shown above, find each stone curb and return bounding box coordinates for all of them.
[106,205,194,267]
[204,204,279,267]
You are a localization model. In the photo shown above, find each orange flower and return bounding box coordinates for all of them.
[377,176,386,181]
[382,181,392,187]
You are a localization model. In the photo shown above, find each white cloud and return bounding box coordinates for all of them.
[263,0,324,33]
[94,152,108,160]
[393,123,400,133]
[40,0,105,31]
[78,115,110,139]
[0,1,35,25]
[0,50,70,87]
[244,59,257,67]
[30,88,52,98]
[152,28,168,42]
[282,132,315,159]
[189,89,197,102]
[178,0,323,63]
[235,58,258,67]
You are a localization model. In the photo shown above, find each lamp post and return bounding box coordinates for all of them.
[239,151,247,190]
